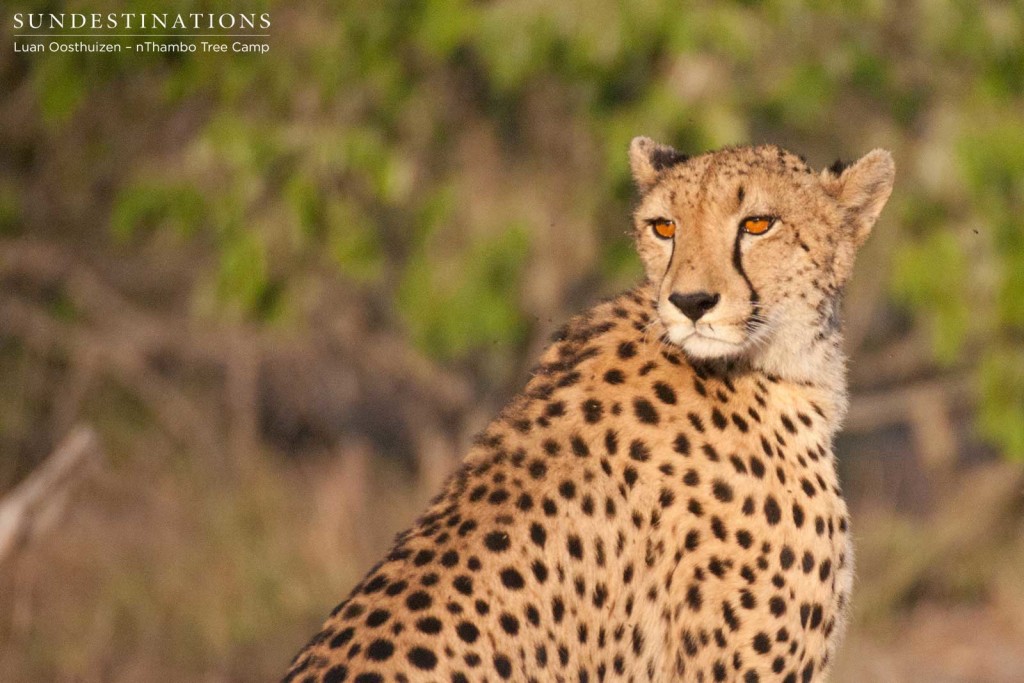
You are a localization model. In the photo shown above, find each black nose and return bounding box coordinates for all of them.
[669,291,721,321]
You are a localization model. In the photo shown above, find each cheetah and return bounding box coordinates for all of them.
[284,137,895,683]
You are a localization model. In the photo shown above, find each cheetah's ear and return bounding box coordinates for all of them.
[821,149,895,247]
[629,136,689,193]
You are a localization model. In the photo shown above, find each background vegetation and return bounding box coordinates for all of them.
[1,1,1023,680]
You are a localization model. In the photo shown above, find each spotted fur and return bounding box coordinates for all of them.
[284,139,895,683]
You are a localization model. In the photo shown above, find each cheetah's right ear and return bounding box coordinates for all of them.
[821,149,895,248]
[629,136,689,193]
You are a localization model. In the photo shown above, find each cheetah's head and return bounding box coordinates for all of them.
[629,138,894,382]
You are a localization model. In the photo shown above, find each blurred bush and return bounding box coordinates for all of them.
[11,0,1022,454]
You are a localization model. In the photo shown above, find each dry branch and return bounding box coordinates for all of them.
[0,426,102,566]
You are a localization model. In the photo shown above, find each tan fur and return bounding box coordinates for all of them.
[284,140,894,683]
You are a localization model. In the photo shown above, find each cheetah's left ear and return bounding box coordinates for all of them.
[629,136,689,193]
[821,149,895,247]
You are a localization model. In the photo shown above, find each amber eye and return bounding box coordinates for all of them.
[740,216,776,235]
[650,219,676,239]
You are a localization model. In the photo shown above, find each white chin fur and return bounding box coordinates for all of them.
[663,323,747,360]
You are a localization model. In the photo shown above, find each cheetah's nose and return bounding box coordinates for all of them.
[669,291,721,322]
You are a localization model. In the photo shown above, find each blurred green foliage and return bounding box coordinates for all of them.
[11,0,1024,461]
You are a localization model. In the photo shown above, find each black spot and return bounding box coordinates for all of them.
[753,632,771,654]
[780,546,795,570]
[581,494,595,515]
[731,413,749,432]
[499,613,520,635]
[557,371,581,388]
[384,580,407,596]
[408,646,438,670]
[603,369,625,385]
[802,552,815,574]
[792,503,805,527]
[453,575,473,596]
[781,414,797,434]
[528,460,547,480]
[567,535,584,559]
[618,341,637,359]
[683,469,700,487]
[484,531,510,552]
[686,584,703,611]
[749,457,766,478]
[456,621,479,643]
[810,604,823,629]
[736,530,753,549]
[623,466,639,488]
[532,560,549,583]
[629,439,652,462]
[722,600,740,631]
[559,480,577,499]
[685,529,700,551]
[712,479,734,503]
[582,399,604,423]
[362,574,388,594]
[711,516,728,541]
[342,603,366,619]
[711,408,728,430]
[571,436,590,457]
[329,627,355,649]
[500,567,525,589]
[633,398,660,425]
[406,592,431,611]
[688,412,705,432]
[365,609,390,627]
[323,666,349,683]
[653,382,677,404]
[416,617,442,634]
[604,429,619,454]
[530,522,546,548]
[545,401,566,418]
[494,654,513,679]
[674,433,691,456]
[763,496,782,525]
[366,639,395,661]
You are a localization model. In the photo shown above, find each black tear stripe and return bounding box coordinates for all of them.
[732,231,761,329]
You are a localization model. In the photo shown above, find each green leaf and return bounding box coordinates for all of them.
[890,230,970,364]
